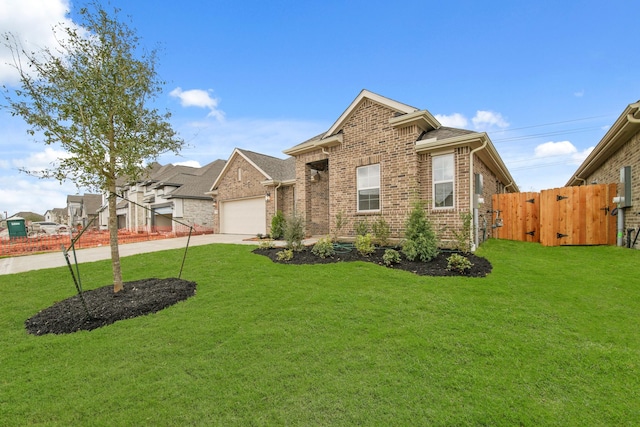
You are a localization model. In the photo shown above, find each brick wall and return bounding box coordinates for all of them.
[182,199,214,229]
[291,99,511,247]
[583,130,640,247]
[213,154,269,233]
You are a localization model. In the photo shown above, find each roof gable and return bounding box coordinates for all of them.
[324,89,419,137]
[210,148,294,191]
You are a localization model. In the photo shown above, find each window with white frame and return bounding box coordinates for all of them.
[433,153,454,208]
[357,164,380,211]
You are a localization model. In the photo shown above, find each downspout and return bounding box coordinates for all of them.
[469,138,488,251]
[274,182,282,213]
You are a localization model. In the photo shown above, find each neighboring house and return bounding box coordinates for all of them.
[211,90,517,249]
[44,208,68,224]
[9,212,44,223]
[102,160,226,232]
[67,194,102,229]
[567,100,640,248]
[210,149,295,235]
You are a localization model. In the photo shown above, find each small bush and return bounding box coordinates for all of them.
[332,211,348,242]
[312,236,335,259]
[371,217,391,247]
[402,201,439,262]
[452,212,473,252]
[383,248,401,266]
[284,212,305,251]
[276,249,294,261]
[447,253,473,273]
[355,233,375,256]
[354,219,370,236]
[271,211,286,240]
[258,240,274,249]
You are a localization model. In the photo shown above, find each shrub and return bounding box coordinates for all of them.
[402,201,439,262]
[447,253,473,273]
[271,211,286,240]
[276,249,294,261]
[371,217,391,247]
[258,240,274,249]
[284,212,305,251]
[382,248,401,266]
[452,212,473,252]
[312,236,335,259]
[354,219,370,236]
[332,211,348,242]
[355,233,375,256]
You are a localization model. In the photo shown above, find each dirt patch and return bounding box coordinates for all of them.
[253,246,492,278]
[25,278,196,336]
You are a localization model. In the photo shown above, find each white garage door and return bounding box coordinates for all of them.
[220,197,266,235]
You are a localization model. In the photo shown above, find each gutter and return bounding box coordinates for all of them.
[469,137,488,251]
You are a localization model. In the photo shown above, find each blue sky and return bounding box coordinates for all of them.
[1,0,639,218]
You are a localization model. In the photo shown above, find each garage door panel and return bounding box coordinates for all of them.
[221,197,266,234]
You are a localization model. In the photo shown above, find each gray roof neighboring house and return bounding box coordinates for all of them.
[237,149,296,182]
[167,160,227,199]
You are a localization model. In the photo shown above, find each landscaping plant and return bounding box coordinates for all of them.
[354,219,370,236]
[311,236,335,259]
[271,210,286,240]
[452,212,473,252]
[371,217,391,247]
[284,213,305,251]
[355,233,375,256]
[446,253,473,273]
[402,201,439,262]
[382,248,401,266]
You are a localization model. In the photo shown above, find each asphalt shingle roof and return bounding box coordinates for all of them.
[238,149,296,181]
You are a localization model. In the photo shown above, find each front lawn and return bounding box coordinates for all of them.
[1,240,638,425]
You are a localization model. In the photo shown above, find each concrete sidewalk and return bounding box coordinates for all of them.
[0,234,260,276]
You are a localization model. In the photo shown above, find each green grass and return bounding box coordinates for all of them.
[1,240,639,426]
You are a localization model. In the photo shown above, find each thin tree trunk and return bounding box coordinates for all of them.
[108,181,124,293]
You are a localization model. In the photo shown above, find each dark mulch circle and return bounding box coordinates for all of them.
[253,246,492,277]
[25,278,196,336]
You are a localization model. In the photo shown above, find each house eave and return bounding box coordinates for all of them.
[282,133,343,156]
[416,132,519,192]
[567,101,640,186]
[389,110,440,132]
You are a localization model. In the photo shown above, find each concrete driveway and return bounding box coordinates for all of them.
[0,234,262,276]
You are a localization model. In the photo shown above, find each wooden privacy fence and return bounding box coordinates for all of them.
[492,184,617,246]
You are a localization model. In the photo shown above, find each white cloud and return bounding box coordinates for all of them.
[472,110,509,130]
[534,140,577,157]
[0,0,74,85]
[173,160,201,168]
[170,87,225,121]
[12,147,72,173]
[574,90,585,97]
[435,113,468,128]
[0,174,79,216]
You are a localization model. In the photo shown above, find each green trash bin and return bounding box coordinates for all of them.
[7,217,27,239]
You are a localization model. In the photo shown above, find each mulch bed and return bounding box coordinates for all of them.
[253,246,492,278]
[25,278,196,336]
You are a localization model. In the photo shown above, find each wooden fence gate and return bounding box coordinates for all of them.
[492,184,617,246]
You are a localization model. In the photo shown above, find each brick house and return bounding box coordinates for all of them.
[567,100,640,248]
[100,160,226,232]
[209,149,295,235]
[212,90,517,249]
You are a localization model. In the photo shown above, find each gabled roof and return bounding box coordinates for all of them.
[283,89,441,156]
[566,101,640,186]
[210,148,295,191]
[416,130,518,191]
[166,159,226,199]
[83,194,103,215]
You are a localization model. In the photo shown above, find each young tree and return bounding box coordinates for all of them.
[2,3,184,292]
